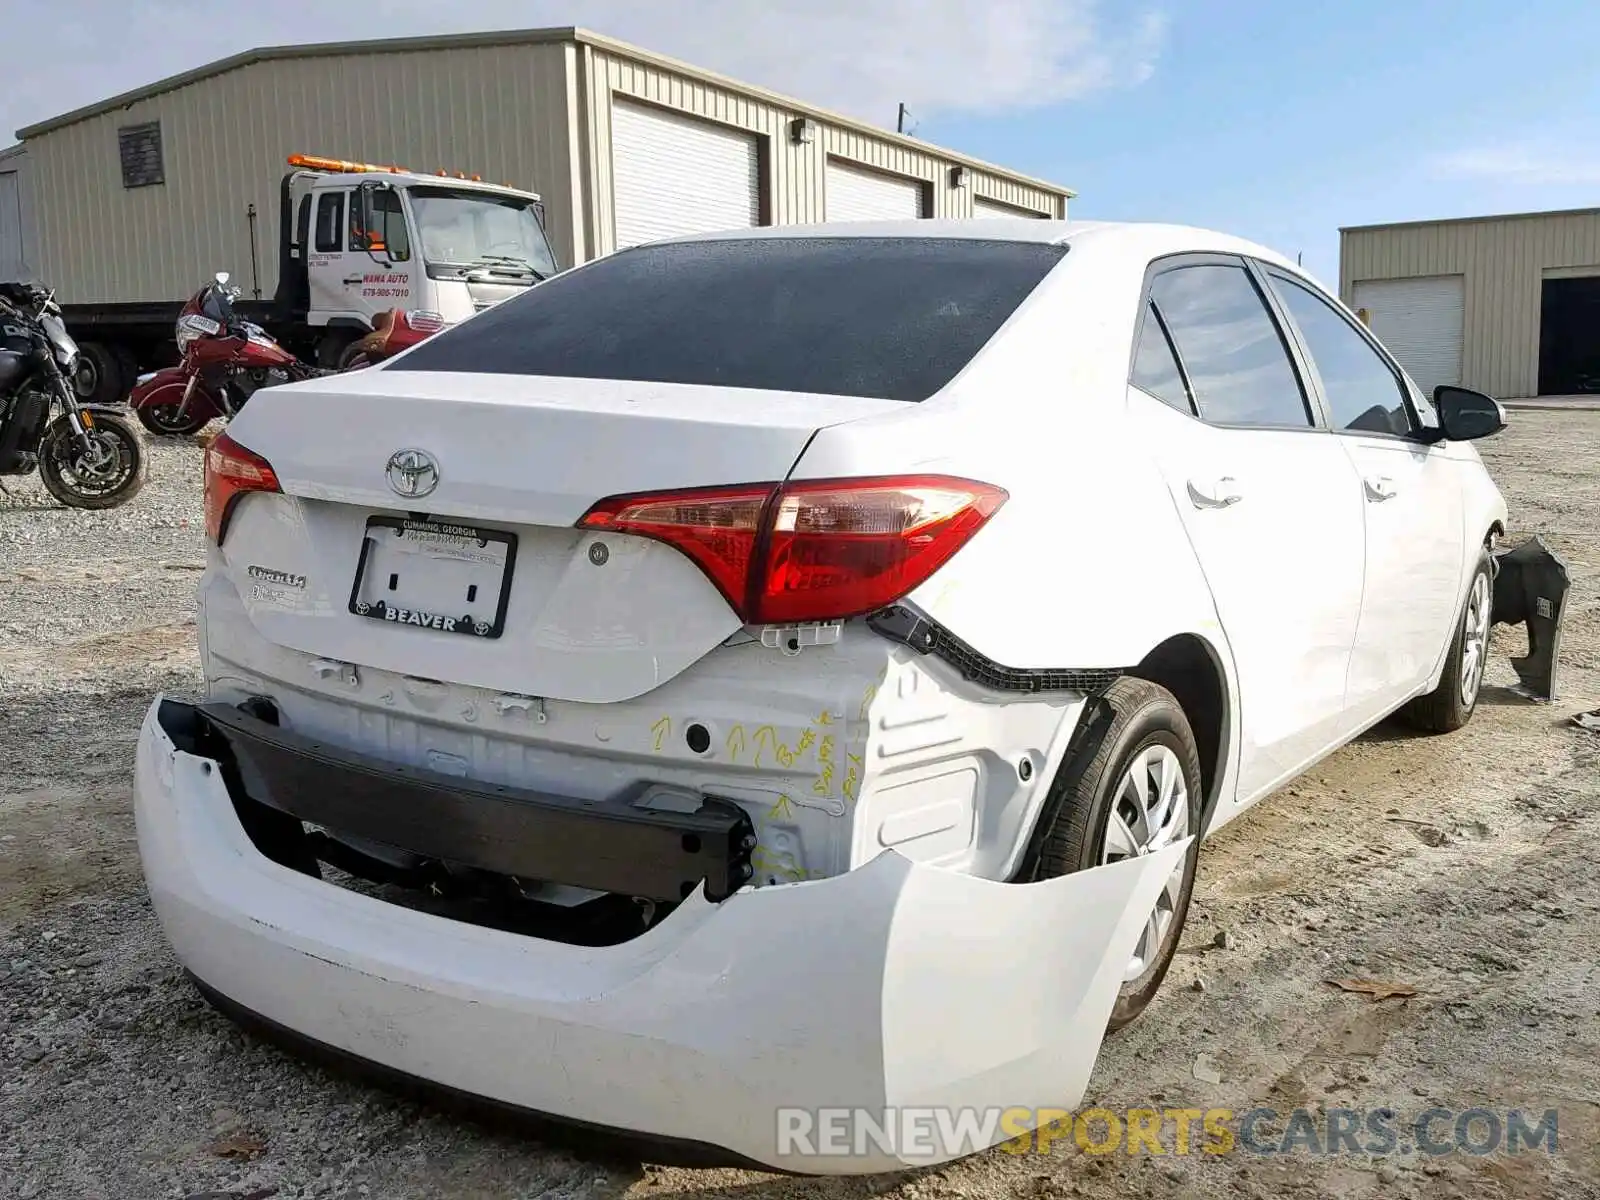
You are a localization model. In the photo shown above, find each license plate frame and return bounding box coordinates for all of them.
[347,515,518,640]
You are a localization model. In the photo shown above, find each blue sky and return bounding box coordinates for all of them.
[5,0,1599,288]
[925,0,1600,286]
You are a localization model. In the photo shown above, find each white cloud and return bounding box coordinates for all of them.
[1429,142,1600,186]
[3,0,1165,142]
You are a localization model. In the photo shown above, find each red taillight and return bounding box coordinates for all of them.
[204,432,281,543]
[403,310,446,333]
[578,475,1007,624]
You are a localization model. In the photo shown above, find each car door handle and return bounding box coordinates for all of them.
[1187,477,1243,509]
[1363,475,1398,502]
[342,275,364,285]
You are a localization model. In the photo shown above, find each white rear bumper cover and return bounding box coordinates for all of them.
[133,694,1188,1174]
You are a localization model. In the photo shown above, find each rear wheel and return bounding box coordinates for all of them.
[1400,550,1494,734]
[37,411,147,509]
[337,342,375,371]
[1031,677,1202,1031]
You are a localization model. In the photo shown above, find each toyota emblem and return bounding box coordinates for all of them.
[386,449,439,499]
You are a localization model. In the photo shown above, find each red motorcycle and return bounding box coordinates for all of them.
[128,272,327,438]
[338,309,449,370]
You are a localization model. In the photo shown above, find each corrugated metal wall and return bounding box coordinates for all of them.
[0,145,36,280]
[22,32,1070,304]
[1341,211,1600,397]
[24,42,580,304]
[576,44,1065,258]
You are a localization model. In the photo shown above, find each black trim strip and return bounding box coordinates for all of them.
[865,606,1126,695]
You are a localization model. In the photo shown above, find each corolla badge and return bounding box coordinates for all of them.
[386,448,439,499]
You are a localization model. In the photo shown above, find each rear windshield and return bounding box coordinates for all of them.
[386,236,1067,401]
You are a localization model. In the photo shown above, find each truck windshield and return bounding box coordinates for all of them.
[408,187,557,278]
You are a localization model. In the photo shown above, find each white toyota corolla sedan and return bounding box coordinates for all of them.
[134,219,1509,1173]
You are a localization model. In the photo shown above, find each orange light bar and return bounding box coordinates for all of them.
[288,153,501,183]
[287,153,407,175]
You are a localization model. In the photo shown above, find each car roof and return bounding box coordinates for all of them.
[636,219,1305,279]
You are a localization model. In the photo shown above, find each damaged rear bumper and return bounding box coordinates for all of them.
[134,694,1188,1174]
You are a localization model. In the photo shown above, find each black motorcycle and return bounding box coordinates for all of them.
[0,280,146,508]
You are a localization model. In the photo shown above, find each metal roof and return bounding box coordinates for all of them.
[1340,206,1600,235]
[15,27,1074,200]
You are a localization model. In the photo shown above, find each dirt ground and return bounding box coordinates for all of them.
[1,415,1597,1200]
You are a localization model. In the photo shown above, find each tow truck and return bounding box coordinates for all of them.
[57,153,558,400]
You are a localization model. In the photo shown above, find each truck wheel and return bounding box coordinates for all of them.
[1030,677,1202,1031]
[73,341,127,405]
[111,344,139,393]
[316,330,359,369]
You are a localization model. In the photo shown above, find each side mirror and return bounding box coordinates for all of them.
[1433,386,1506,441]
[356,181,395,266]
[356,182,376,246]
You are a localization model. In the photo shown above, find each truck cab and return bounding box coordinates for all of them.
[273,155,558,366]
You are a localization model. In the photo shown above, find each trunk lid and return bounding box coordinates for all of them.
[215,371,904,703]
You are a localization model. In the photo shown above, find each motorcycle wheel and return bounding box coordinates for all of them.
[38,412,148,510]
[135,399,212,437]
[338,346,375,371]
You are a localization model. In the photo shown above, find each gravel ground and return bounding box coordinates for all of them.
[2,419,1598,1200]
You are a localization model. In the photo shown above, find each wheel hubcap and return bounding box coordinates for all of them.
[51,428,131,496]
[1460,572,1491,708]
[1100,744,1190,983]
[74,433,118,478]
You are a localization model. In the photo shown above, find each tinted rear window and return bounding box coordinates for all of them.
[387,236,1067,401]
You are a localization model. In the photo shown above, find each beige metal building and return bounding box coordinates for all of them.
[0,143,31,282]
[1340,207,1600,400]
[6,27,1072,306]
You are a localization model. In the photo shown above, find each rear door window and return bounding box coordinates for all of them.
[1150,263,1314,429]
[313,192,344,254]
[1131,300,1194,414]
[388,237,1068,401]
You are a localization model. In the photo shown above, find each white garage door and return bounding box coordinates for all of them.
[973,196,1049,219]
[611,101,761,249]
[1352,275,1465,398]
[0,171,22,280]
[825,160,925,221]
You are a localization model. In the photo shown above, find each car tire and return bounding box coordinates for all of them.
[1030,677,1202,1032]
[1399,548,1495,735]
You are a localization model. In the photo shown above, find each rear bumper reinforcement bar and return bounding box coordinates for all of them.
[179,699,756,903]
